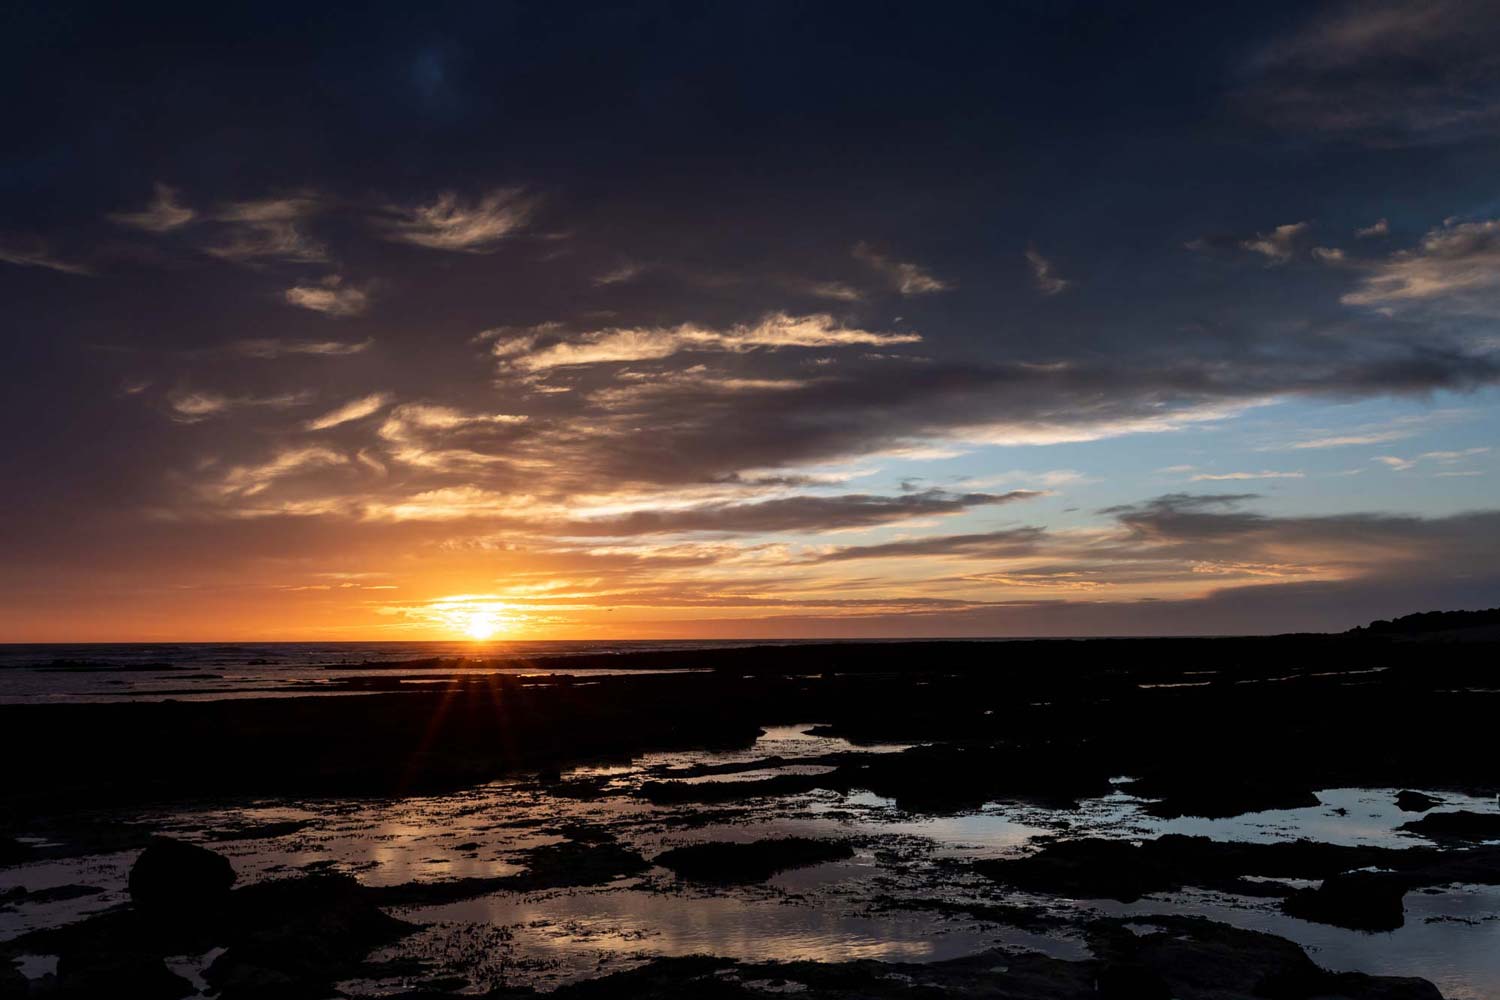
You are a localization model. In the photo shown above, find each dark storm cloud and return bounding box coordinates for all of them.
[806,528,1048,564]
[556,490,1041,537]
[1240,0,1500,144]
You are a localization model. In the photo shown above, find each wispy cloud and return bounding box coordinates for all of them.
[1373,447,1488,472]
[1239,221,1309,264]
[284,276,370,317]
[303,392,393,431]
[0,238,90,275]
[206,195,326,263]
[852,242,953,295]
[166,389,313,423]
[1356,218,1390,239]
[230,338,373,359]
[1189,470,1305,481]
[500,313,921,372]
[1025,247,1071,295]
[108,183,195,233]
[380,189,533,251]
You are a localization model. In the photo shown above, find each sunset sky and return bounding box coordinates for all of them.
[2,1,1499,641]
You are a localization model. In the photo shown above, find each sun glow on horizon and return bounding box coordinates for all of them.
[464,610,501,641]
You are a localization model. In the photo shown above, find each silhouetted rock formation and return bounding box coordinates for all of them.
[128,836,236,912]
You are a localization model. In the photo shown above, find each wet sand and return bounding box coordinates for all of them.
[2,633,1498,997]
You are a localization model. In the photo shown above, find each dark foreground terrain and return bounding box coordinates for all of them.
[2,620,1498,998]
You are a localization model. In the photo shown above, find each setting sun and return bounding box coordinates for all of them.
[464,611,500,641]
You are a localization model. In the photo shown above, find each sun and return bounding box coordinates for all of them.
[464,611,500,641]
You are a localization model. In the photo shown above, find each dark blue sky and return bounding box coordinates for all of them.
[2,0,1498,639]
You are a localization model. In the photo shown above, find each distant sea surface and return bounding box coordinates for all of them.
[0,639,931,704]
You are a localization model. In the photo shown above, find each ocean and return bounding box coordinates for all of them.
[0,639,803,704]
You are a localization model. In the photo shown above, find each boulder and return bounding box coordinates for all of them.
[128,836,236,912]
[1395,790,1442,813]
[1282,871,1406,931]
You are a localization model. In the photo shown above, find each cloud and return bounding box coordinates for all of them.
[1283,430,1411,449]
[1240,0,1500,145]
[0,238,90,275]
[1024,247,1071,295]
[1311,246,1346,263]
[806,527,1046,563]
[108,183,195,232]
[1240,221,1309,264]
[210,446,349,499]
[852,242,953,295]
[501,313,921,372]
[1343,218,1500,316]
[1189,470,1304,481]
[206,195,326,263]
[557,489,1041,536]
[379,189,533,251]
[593,261,646,286]
[1356,219,1390,239]
[166,389,313,423]
[229,338,373,359]
[284,276,370,317]
[1372,447,1488,472]
[303,392,393,431]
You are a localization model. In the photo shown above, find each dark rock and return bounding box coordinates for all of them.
[1399,810,1500,842]
[128,836,236,911]
[1395,790,1442,812]
[655,837,854,883]
[0,836,31,865]
[206,874,415,999]
[1283,871,1407,931]
[54,949,194,999]
[975,834,1431,905]
[0,963,26,1000]
[1095,962,1172,998]
[1092,916,1440,1000]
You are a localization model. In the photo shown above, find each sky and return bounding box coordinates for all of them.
[2,0,1499,641]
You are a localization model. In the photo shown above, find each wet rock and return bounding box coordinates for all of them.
[54,949,195,999]
[655,837,854,883]
[834,742,1113,812]
[1395,790,1442,812]
[206,874,415,999]
[1137,776,1322,820]
[1282,871,1408,931]
[1091,916,1440,999]
[1399,810,1500,842]
[1095,962,1172,999]
[0,836,31,865]
[128,836,236,912]
[974,835,1402,903]
[0,963,26,1000]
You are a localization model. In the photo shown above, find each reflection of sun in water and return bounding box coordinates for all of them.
[465,611,500,641]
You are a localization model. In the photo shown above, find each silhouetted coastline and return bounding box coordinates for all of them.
[2,616,1498,997]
